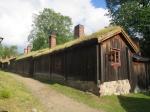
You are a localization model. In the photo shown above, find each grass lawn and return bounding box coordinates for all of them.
[42,79,150,112]
[0,71,46,112]
[1,70,150,112]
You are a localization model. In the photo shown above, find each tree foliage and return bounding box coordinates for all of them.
[105,0,150,57]
[28,8,73,51]
[0,45,19,59]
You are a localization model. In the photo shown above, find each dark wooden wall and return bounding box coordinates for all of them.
[34,55,50,76]
[9,59,16,71]
[0,62,2,68]
[2,62,8,70]
[15,57,33,77]
[50,53,65,78]
[101,34,132,82]
[131,62,147,91]
[65,44,97,81]
[33,43,97,82]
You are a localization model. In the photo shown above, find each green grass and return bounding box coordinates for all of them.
[45,81,150,112]
[0,89,10,98]
[0,71,46,112]
[1,70,149,112]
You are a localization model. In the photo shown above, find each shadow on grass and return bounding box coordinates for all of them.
[140,91,150,97]
[5,70,90,94]
[117,92,150,112]
[12,71,57,85]
[5,70,99,96]
[33,76,58,85]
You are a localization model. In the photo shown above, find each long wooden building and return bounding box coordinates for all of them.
[1,25,149,95]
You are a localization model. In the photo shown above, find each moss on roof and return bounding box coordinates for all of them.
[9,57,16,60]
[16,26,121,60]
[34,26,121,57]
[16,48,49,60]
[1,57,16,63]
[1,59,9,63]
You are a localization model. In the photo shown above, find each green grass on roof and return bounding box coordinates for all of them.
[1,59,9,63]
[1,57,16,63]
[34,26,121,57]
[16,48,49,60]
[16,26,121,60]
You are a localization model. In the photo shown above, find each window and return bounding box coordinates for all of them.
[55,58,61,69]
[113,38,119,48]
[109,49,121,66]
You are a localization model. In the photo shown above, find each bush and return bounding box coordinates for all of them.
[0,90,10,98]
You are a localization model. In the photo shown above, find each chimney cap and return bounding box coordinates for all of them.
[27,44,32,47]
[49,34,56,38]
[75,24,84,27]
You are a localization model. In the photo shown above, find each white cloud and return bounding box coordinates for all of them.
[0,0,110,53]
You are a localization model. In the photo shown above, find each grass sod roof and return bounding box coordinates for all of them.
[34,26,121,57]
[1,57,16,63]
[16,48,49,60]
[16,26,136,60]
[1,59,9,63]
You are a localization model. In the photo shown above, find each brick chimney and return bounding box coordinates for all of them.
[49,34,56,48]
[0,56,2,61]
[27,45,31,54]
[10,55,13,59]
[74,24,84,39]
[24,48,27,54]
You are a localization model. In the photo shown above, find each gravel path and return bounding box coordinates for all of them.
[6,72,105,112]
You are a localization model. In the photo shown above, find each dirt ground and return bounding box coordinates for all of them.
[6,72,105,112]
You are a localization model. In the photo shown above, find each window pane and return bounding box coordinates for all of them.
[110,49,120,66]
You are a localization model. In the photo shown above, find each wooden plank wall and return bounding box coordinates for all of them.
[50,53,65,78]
[101,34,131,82]
[2,62,8,70]
[131,62,147,91]
[16,60,24,74]
[14,58,33,77]
[0,62,2,68]
[66,44,97,81]
[9,59,16,71]
[34,55,50,76]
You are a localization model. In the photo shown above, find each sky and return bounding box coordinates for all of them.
[0,0,110,53]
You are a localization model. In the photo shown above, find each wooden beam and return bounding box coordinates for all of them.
[33,59,36,76]
[100,43,104,83]
[96,45,100,83]
[49,55,52,76]
[64,52,67,80]
[146,63,149,89]
[126,47,131,80]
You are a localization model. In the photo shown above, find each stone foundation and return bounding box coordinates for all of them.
[99,79,131,96]
[34,73,99,95]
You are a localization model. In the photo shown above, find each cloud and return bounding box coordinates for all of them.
[0,0,110,53]
[39,0,110,34]
[0,0,35,47]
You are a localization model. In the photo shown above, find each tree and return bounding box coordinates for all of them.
[9,45,19,57]
[0,45,19,59]
[28,8,73,51]
[105,0,150,57]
